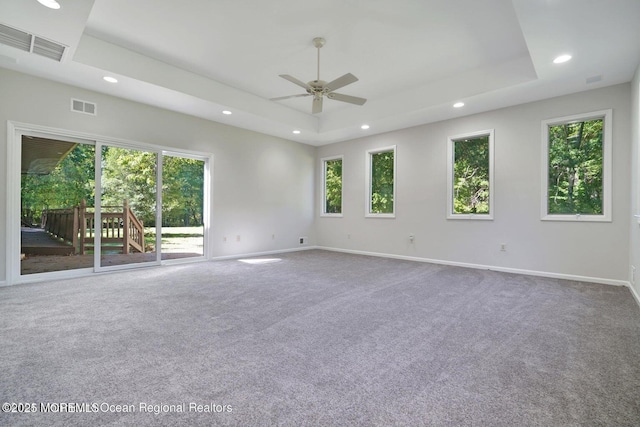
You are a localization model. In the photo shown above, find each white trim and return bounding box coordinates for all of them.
[6,121,17,286]
[0,281,8,288]
[316,246,629,287]
[209,245,318,261]
[446,129,495,220]
[541,109,612,222]
[320,154,344,217]
[365,145,396,218]
[629,283,640,308]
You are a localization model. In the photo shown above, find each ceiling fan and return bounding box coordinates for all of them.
[270,37,367,114]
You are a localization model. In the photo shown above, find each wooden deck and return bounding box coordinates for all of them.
[21,227,75,256]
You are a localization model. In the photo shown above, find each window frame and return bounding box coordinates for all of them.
[541,109,612,222]
[321,155,344,217]
[446,129,495,220]
[365,145,396,218]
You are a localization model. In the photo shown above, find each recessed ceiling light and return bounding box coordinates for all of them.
[37,0,61,9]
[553,54,572,64]
[222,110,232,115]
[361,124,370,130]
[103,76,118,83]
[292,130,301,134]
[453,102,465,108]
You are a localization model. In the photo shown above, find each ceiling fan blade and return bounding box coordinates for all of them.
[312,96,323,114]
[270,93,311,101]
[325,73,358,92]
[279,74,312,91]
[327,92,367,105]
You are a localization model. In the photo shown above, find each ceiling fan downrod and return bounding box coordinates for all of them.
[312,37,325,82]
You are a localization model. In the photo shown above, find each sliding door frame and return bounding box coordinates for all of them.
[6,121,212,285]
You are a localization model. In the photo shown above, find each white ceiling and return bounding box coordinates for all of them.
[0,0,639,146]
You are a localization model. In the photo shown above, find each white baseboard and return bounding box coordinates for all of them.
[629,283,640,308]
[0,280,7,288]
[210,245,318,262]
[317,246,630,287]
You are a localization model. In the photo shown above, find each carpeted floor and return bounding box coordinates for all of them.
[1,249,639,426]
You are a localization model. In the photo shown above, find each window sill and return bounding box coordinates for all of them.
[447,213,493,220]
[366,213,396,219]
[541,214,611,223]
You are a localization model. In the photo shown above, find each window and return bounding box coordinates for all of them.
[541,110,612,221]
[366,146,396,217]
[447,130,494,219]
[321,156,343,216]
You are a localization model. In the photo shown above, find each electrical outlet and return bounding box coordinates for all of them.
[272,234,275,240]
[223,236,227,242]
[236,235,241,242]
[299,236,307,245]
[409,234,415,242]
[500,243,507,252]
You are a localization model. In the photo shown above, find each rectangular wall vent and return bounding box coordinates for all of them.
[71,98,97,116]
[0,22,66,62]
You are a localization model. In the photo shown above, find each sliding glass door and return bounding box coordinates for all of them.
[10,122,209,283]
[99,145,159,269]
[161,154,205,260]
[20,135,95,275]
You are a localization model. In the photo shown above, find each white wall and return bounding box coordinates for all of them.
[629,64,640,300]
[1,67,634,286]
[316,84,631,283]
[0,68,316,283]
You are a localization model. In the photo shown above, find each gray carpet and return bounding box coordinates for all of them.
[1,249,639,426]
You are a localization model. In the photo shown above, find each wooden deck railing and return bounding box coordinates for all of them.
[41,200,145,255]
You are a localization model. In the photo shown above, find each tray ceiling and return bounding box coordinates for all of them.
[0,0,639,145]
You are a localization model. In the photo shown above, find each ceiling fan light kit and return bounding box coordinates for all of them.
[271,37,367,114]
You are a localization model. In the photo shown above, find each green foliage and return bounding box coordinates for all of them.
[324,159,342,214]
[101,147,158,225]
[453,136,490,214]
[162,156,204,226]
[548,118,603,215]
[21,143,95,223]
[371,150,394,214]
[22,144,205,229]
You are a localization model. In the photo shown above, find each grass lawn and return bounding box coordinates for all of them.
[145,226,204,254]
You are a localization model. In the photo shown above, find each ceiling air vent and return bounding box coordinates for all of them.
[71,98,97,116]
[0,22,66,62]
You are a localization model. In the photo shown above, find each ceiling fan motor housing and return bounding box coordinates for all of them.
[308,80,328,95]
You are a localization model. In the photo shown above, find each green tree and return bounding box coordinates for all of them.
[371,150,394,214]
[162,157,204,226]
[101,147,157,225]
[548,118,603,214]
[21,143,95,223]
[453,136,490,214]
[324,159,342,214]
